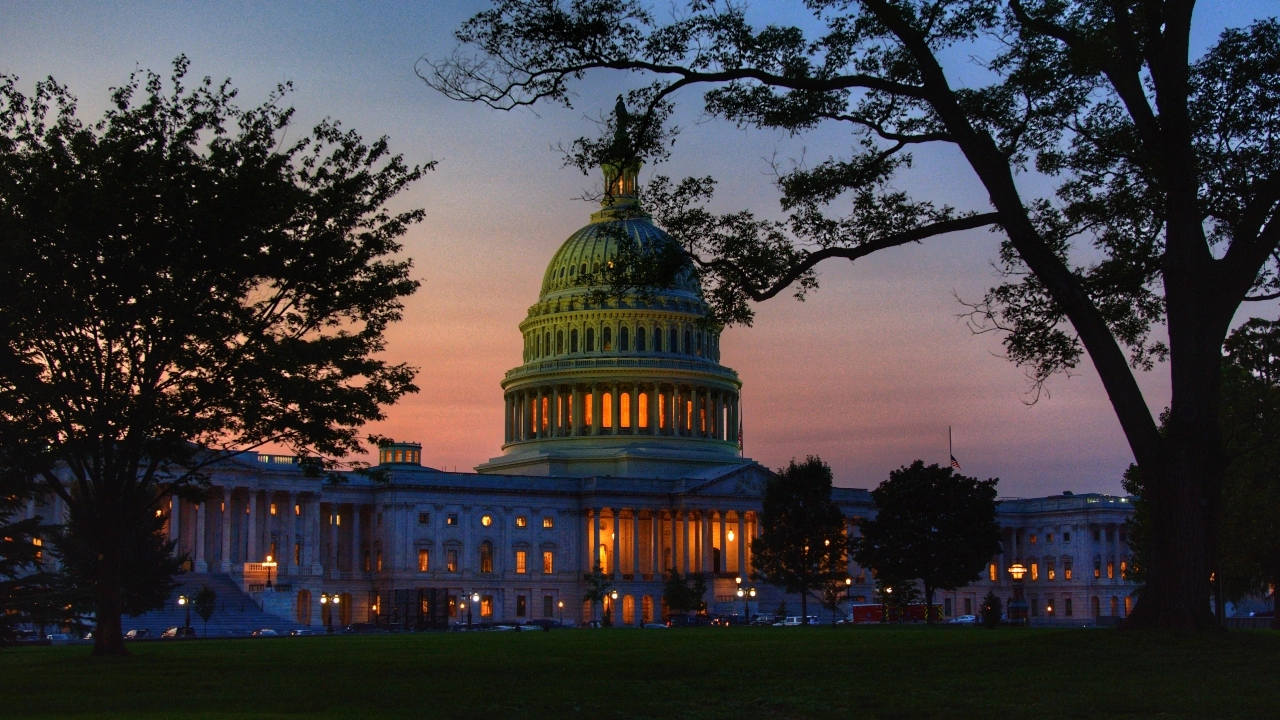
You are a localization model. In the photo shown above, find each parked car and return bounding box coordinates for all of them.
[835,614,856,625]
[161,626,196,639]
[343,623,382,634]
[774,616,819,627]
[750,614,777,626]
[711,614,747,626]
[521,619,563,631]
[124,629,151,640]
[949,614,978,625]
[642,623,668,629]
[666,614,712,627]
[289,629,316,637]
[250,628,278,637]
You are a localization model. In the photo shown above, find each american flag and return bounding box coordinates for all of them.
[737,422,743,450]
[950,455,961,471]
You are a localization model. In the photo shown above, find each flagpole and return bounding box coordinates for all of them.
[949,425,952,460]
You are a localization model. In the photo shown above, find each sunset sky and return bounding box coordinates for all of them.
[3,1,1275,496]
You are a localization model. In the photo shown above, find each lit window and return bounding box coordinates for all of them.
[1094,556,1102,578]
[1107,559,1115,579]
[480,595,494,617]
[418,512,430,525]
[1046,533,1053,543]
[376,549,383,572]
[584,394,593,426]
[620,392,631,428]
[543,550,554,574]
[638,392,649,428]
[1047,559,1056,581]
[603,326,612,351]
[480,542,494,573]
[1031,563,1040,581]
[602,393,612,428]
[269,503,277,515]
[447,548,458,573]
[1029,534,1037,544]
[481,515,493,527]
[1064,558,1073,580]
[516,515,527,528]
[516,550,527,574]
[447,513,458,526]
[1120,558,1128,579]
[294,504,301,516]
[418,549,430,572]
[294,543,301,565]
[989,563,997,581]
[542,516,554,529]
[1124,596,1132,615]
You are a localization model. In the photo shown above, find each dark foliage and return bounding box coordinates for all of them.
[194,584,217,637]
[0,58,429,654]
[661,571,708,616]
[854,460,1001,622]
[751,457,848,621]
[981,590,1003,628]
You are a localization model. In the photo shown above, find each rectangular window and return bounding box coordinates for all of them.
[270,503,277,515]
[1119,529,1127,544]
[1093,528,1101,542]
[543,550,554,574]
[639,392,649,428]
[1031,563,1040,581]
[1030,598,1039,617]
[418,549,430,572]
[1063,532,1071,543]
[418,512,430,525]
[1107,560,1114,579]
[944,598,953,617]
[685,400,693,430]
[376,549,382,573]
[295,504,301,516]
[1065,598,1073,617]
[516,550,528,574]
[516,595,527,617]
[294,542,301,566]
[516,515,527,528]
[964,598,973,616]
[1047,560,1056,581]
[447,513,458,526]
[585,395,593,427]
[480,595,494,617]
[1120,559,1128,579]
[363,550,370,572]
[989,563,997,581]
[658,393,665,429]
[377,512,382,527]
[1064,559,1073,580]
[1095,558,1102,578]
[448,595,458,617]
[1046,533,1053,543]
[447,548,458,573]
[544,595,554,618]
[1046,597,1056,616]
[541,396,549,431]
[620,392,631,428]
[543,516,554,529]
[1124,596,1132,615]
[1029,534,1038,544]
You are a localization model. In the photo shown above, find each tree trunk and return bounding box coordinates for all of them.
[1124,364,1224,631]
[799,586,808,623]
[90,543,128,656]
[924,583,935,624]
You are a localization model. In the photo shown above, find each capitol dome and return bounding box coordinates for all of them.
[476,160,746,479]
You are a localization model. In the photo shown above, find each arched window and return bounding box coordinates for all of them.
[669,328,678,353]
[603,327,612,351]
[569,265,575,276]
[636,327,646,351]
[580,263,588,275]
[696,332,702,355]
[620,392,631,428]
[620,327,629,351]
[537,334,543,358]
[622,595,636,625]
[684,330,692,354]
[557,330,564,354]
[571,329,579,353]
[480,541,494,573]
[586,327,596,352]
[642,595,654,624]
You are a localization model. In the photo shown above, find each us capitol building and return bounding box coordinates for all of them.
[30,161,1138,631]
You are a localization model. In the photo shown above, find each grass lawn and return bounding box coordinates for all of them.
[1,626,1277,719]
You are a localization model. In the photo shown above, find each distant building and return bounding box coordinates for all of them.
[20,158,1138,631]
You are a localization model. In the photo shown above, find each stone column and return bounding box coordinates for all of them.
[737,513,746,577]
[310,494,324,574]
[632,510,641,577]
[328,503,338,577]
[719,512,728,575]
[505,395,513,443]
[284,492,296,574]
[682,512,691,573]
[651,512,661,575]
[582,509,592,572]
[690,387,700,438]
[194,499,207,572]
[352,504,362,573]
[570,387,581,436]
[668,386,678,436]
[648,385,658,435]
[715,392,725,441]
[246,490,259,564]
[703,512,713,572]
[551,386,561,436]
[630,384,640,434]
[609,508,621,578]
[610,385,620,435]
[169,496,182,550]
[220,488,232,571]
[591,385,602,435]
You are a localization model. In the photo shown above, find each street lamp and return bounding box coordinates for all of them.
[734,576,757,623]
[262,555,277,590]
[320,593,340,633]
[468,592,479,628]
[558,600,564,626]
[1007,563,1029,625]
[177,594,191,630]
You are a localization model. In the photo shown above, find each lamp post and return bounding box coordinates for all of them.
[262,555,277,590]
[1007,563,1029,625]
[320,593,339,633]
[177,594,191,630]
[608,589,618,627]
[735,576,756,623]
[882,585,893,623]
[558,600,564,626]
[468,592,479,628]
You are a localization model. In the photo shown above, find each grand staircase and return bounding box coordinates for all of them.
[122,573,306,638]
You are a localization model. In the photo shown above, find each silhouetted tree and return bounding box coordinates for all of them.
[583,566,613,624]
[981,591,1003,628]
[751,457,848,622]
[194,585,217,638]
[430,1,1280,631]
[0,58,428,655]
[854,461,1001,623]
[661,571,708,617]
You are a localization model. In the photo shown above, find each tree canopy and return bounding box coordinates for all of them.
[853,460,1001,622]
[751,456,848,622]
[0,58,429,654]
[429,1,1280,629]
